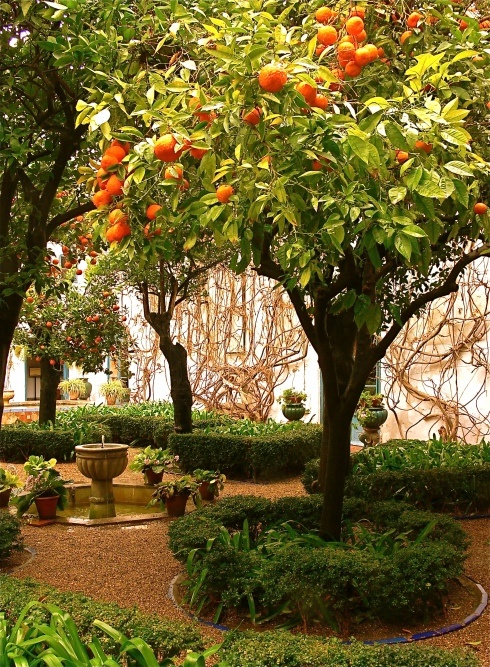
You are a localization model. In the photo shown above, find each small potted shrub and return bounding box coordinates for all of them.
[99,379,130,405]
[149,475,199,517]
[193,469,226,501]
[279,388,307,421]
[129,447,179,485]
[356,391,387,428]
[58,378,86,400]
[0,467,22,508]
[11,456,71,520]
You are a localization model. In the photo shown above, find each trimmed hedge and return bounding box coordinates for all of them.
[0,512,23,560]
[168,495,467,559]
[168,424,322,478]
[220,631,478,667]
[0,428,76,462]
[0,575,202,657]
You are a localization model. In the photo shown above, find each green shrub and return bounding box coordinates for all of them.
[301,458,320,494]
[0,575,202,656]
[345,464,490,512]
[0,427,75,462]
[168,424,322,478]
[220,631,478,667]
[0,512,23,560]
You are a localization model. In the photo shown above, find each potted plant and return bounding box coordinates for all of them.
[99,379,130,405]
[0,467,21,508]
[356,391,388,446]
[11,456,71,519]
[149,475,200,517]
[193,469,226,501]
[58,378,86,400]
[129,447,180,485]
[279,388,308,421]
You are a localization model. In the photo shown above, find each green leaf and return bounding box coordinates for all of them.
[388,187,407,205]
[452,179,469,208]
[365,303,382,335]
[402,224,426,238]
[395,233,412,260]
[132,166,145,185]
[443,161,473,177]
[299,266,311,288]
[347,135,370,164]
[384,122,410,152]
[440,127,471,147]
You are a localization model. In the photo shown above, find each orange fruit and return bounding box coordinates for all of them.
[243,107,262,125]
[415,140,433,153]
[76,269,83,275]
[108,209,128,225]
[216,184,234,203]
[474,202,488,215]
[315,44,327,56]
[64,261,73,269]
[480,20,490,29]
[258,64,288,92]
[100,154,119,170]
[105,145,126,162]
[356,29,367,42]
[354,46,371,66]
[346,16,364,35]
[426,15,439,24]
[189,97,216,123]
[406,12,423,28]
[486,101,490,109]
[364,44,379,62]
[105,175,125,196]
[154,134,183,162]
[46,321,53,328]
[106,222,131,243]
[190,147,209,160]
[329,67,345,90]
[49,359,56,366]
[318,25,338,45]
[92,190,113,208]
[312,94,329,110]
[339,34,356,44]
[337,42,356,60]
[400,30,412,44]
[396,150,410,164]
[111,139,130,155]
[377,46,386,58]
[459,19,469,30]
[350,6,366,19]
[164,165,184,180]
[179,178,190,191]
[315,6,337,23]
[344,61,363,77]
[295,81,317,104]
[146,204,162,220]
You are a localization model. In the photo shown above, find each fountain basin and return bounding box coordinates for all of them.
[75,443,128,480]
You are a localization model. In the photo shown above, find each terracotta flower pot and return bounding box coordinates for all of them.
[199,481,217,501]
[165,493,190,517]
[106,395,117,406]
[0,488,11,508]
[144,468,164,485]
[34,493,60,520]
[69,391,80,400]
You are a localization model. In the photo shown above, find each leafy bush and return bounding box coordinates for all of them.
[0,427,76,462]
[345,464,490,512]
[0,512,23,560]
[220,631,478,667]
[0,576,202,657]
[352,438,490,474]
[168,424,322,478]
[301,458,320,494]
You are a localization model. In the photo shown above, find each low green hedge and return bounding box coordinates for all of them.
[220,631,478,667]
[169,495,467,559]
[0,428,76,462]
[0,512,23,560]
[168,424,322,478]
[0,576,202,656]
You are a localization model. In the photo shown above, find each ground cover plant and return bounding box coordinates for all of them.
[170,496,467,631]
[0,513,23,561]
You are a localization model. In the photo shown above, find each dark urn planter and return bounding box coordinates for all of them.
[0,488,11,508]
[165,493,190,517]
[361,406,388,429]
[282,404,306,421]
[144,468,164,486]
[34,493,60,520]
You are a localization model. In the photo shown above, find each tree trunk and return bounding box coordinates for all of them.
[39,357,62,425]
[159,336,193,434]
[0,292,24,428]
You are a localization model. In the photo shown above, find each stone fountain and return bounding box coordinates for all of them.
[75,438,129,519]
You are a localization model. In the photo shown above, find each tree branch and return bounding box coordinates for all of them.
[46,201,95,237]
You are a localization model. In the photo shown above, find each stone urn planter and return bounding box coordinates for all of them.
[2,390,14,405]
[281,404,306,421]
[75,443,129,519]
[359,407,389,447]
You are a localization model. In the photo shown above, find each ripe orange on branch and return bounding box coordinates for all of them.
[242,107,262,125]
[92,190,113,208]
[406,12,423,28]
[146,204,162,220]
[258,64,288,92]
[400,30,412,44]
[108,209,128,225]
[295,81,317,104]
[190,146,209,160]
[100,154,119,170]
[474,203,488,215]
[396,149,410,164]
[344,61,362,77]
[106,222,131,243]
[216,184,234,203]
[315,6,337,24]
[104,145,126,162]
[317,25,338,45]
[154,134,183,162]
[415,140,433,153]
[312,94,329,110]
[164,165,184,180]
[105,175,125,196]
[345,16,364,35]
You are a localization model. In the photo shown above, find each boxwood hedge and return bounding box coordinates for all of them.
[0,576,202,657]
[0,512,23,560]
[220,631,478,667]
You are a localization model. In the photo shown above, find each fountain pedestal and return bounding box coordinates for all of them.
[75,444,129,519]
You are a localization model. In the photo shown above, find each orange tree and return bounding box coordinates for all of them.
[79,0,490,538]
[14,260,130,424]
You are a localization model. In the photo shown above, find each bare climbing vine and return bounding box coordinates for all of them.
[384,260,490,443]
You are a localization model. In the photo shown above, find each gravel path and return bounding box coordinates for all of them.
[3,454,489,665]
